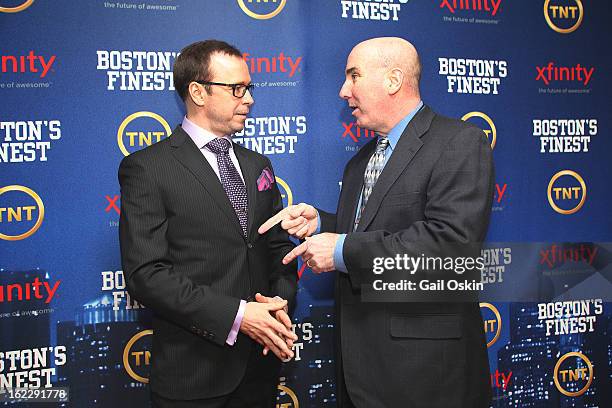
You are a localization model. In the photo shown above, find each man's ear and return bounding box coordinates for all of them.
[385,68,404,95]
[188,82,206,107]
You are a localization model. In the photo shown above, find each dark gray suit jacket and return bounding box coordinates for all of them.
[118,126,297,400]
[320,105,494,407]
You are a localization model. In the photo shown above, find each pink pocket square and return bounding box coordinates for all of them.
[257,167,275,191]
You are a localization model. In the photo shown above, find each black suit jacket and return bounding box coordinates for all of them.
[319,106,494,407]
[118,126,297,400]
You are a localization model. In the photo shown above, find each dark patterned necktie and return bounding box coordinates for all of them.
[206,138,248,236]
[354,137,389,230]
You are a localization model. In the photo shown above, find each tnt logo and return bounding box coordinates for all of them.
[553,351,593,397]
[0,0,34,13]
[123,330,153,383]
[461,112,496,149]
[544,0,583,34]
[117,111,171,156]
[276,384,299,407]
[547,170,586,215]
[276,176,293,207]
[0,185,44,241]
[342,122,376,143]
[238,0,286,20]
[480,302,501,347]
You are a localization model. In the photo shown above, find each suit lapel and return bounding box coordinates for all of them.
[169,126,244,237]
[233,143,258,240]
[356,106,435,232]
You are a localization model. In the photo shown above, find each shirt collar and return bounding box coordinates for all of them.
[181,116,233,150]
[381,100,424,151]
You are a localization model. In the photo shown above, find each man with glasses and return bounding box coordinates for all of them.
[119,40,298,407]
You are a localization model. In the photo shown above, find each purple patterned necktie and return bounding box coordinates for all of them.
[206,138,248,236]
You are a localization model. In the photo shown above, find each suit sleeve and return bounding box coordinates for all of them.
[318,209,337,233]
[343,126,494,291]
[119,155,240,346]
[264,160,298,312]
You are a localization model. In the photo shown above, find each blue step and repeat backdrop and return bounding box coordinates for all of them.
[1,0,611,407]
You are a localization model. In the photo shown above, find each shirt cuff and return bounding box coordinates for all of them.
[333,234,348,273]
[226,299,246,346]
[315,209,321,234]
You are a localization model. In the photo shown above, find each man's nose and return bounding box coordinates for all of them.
[243,88,254,105]
[339,82,351,99]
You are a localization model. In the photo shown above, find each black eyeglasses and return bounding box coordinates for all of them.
[194,81,254,98]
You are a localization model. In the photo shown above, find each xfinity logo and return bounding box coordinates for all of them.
[1,51,56,78]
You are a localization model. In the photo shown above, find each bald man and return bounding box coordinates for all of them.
[259,37,494,407]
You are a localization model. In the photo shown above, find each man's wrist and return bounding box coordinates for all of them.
[333,234,348,273]
[314,209,321,234]
[226,299,246,346]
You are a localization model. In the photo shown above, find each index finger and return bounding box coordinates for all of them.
[266,314,294,339]
[264,329,293,358]
[258,207,289,234]
[263,299,288,312]
[282,241,308,264]
[275,310,293,331]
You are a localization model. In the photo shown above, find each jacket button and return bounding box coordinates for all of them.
[247,243,254,249]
